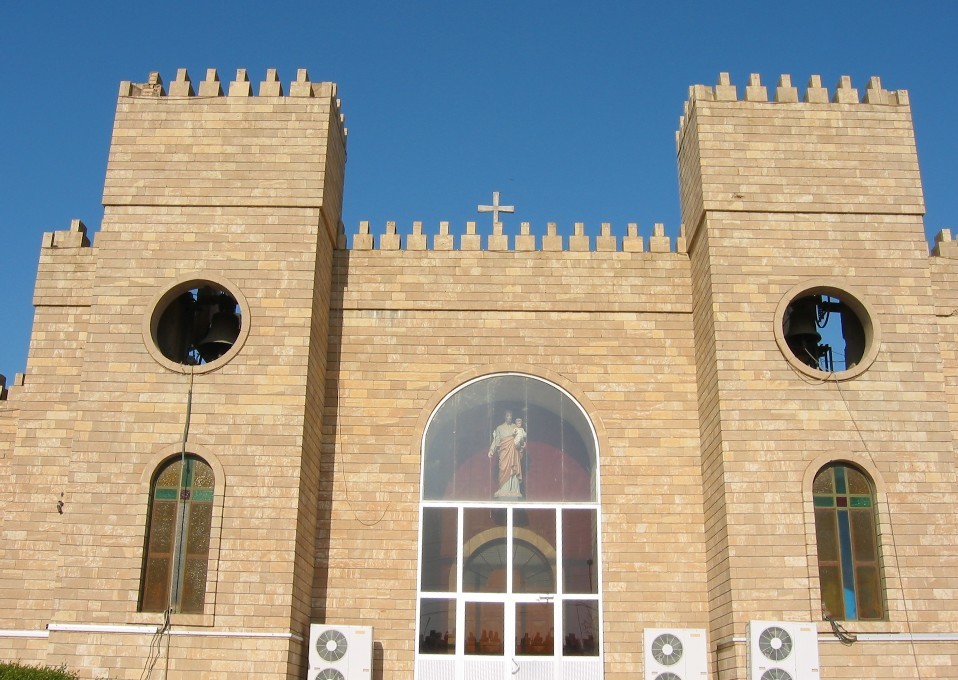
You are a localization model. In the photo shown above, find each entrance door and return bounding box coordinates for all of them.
[459,595,555,679]
[417,506,601,679]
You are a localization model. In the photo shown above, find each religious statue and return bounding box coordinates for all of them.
[488,410,527,498]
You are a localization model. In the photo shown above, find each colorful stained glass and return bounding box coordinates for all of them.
[812,463,883,621]
[140,455,214,613]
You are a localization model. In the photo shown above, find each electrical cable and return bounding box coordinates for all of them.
[831,377,923,679]
[780,339,925,674]
[138,608,170,680]
[790,342,923,676]
[824,615,857,645]
[140,367,195,680]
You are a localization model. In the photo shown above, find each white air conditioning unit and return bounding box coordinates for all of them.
[308,624,374,680]
[747,621,819,680]
[643,627,709,680]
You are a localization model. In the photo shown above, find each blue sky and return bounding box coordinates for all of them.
[1,1,956,380]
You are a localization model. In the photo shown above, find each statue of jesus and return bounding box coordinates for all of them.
[488,410,526,498]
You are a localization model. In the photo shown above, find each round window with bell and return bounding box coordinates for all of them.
[145,275,250,374]
[773,282,880,380]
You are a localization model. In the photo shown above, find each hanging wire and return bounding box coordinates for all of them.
[140,366,194,680]
[790,354,923,678]
[138,608,170,680]
[824,615,857,645]
[831,377,922,678]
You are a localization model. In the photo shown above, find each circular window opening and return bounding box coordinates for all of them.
[775,283,879,380]
[147,278,248,372]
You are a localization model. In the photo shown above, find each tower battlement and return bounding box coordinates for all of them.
[676,72,923,245]
[105,68,347,240]
[350,220,686,253]
[121,67,343,111]
[676,73,909,150]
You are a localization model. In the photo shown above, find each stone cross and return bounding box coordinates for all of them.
[477,191,515,227]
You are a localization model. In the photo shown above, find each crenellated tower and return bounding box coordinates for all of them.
[679,73,956,678]
[0,67,347,678]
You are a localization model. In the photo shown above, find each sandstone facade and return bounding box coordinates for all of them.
[1,68,956,679]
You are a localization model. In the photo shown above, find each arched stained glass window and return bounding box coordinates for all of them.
[140,455,214,614]
[813,462,883,620]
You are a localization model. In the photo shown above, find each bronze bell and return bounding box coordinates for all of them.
[196,309,240,363]
[784,296,823,368]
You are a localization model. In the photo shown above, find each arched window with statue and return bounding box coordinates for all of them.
[416,373,602,679]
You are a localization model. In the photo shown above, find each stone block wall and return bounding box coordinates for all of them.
[320,247,705,678]
[0,68,346,680]
[681,74,958,678]
[1,69,957,680]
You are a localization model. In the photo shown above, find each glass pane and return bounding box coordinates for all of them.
[464,602,504,655]
[149,501,176,553]
[156,460,182,489]
[851,508,877,561]
[819,564,844,619]
[846,466,870,495]
[563,601,599,656]
[834,465,847,494]
[422,375,596,502]
[836,510,857,619]
[563,509,598,594]
[191,459,214,489]
[179,557,208,613]
[419,598,456,655]
[855,566,884,620]
[814,508,839,563]
[513,509,556,594]
[421,507,458,592]
[463,509,507,593]
[186,502,212,554]
[141,557,170,612]
[812,467,834,495]
[516,603,554,656]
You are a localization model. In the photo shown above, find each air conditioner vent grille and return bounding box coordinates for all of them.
[760,669,794,680]
[316,628,349,663]
[314,669,345,680]
[758,626,793,662]
[654,673,683,680]
[651,633,684,666]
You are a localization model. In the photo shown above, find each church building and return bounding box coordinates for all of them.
[1,67,957,679]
